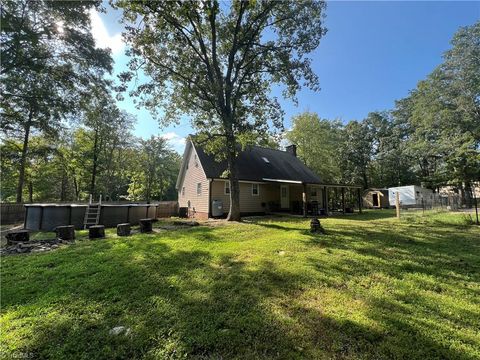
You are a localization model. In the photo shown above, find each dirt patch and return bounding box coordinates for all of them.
[1,238,73,256]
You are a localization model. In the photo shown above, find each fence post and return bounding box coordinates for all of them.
[396,192,400,220]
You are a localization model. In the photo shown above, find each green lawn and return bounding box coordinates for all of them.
[1,210,479,359]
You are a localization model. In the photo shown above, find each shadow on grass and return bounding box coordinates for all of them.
[334,209,396,221]
[2,219,479,359]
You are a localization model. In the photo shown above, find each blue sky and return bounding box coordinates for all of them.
[91,1,480,153]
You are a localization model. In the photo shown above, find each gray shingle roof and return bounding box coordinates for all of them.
[194,143,322,184]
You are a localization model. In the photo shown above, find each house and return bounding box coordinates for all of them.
[176,139,362,219]
[363,188,389,208]
[388,185,434,208]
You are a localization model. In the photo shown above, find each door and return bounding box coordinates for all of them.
[372,193,379,207]
[280,185,289,209]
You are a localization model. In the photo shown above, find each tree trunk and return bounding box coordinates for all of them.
[16,114,32,203]
[226,136,241,221]
[464,182,472,208]
[73,173,80,201]
[362,170,368,189]
[90,128,99,197]
[28,181,33,203]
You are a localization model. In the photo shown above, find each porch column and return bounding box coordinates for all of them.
[302,183,307,217]
[341,187,346,214]
[357,188,362,213]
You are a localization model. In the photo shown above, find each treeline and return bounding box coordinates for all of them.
[287,21,479,204]
[0,1,180,203]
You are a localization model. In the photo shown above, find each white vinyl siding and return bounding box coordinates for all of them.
[177,145,209,213]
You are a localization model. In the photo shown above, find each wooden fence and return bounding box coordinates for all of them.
[156,201,179,218]
[1,201,179,226]
[1,203,25,225]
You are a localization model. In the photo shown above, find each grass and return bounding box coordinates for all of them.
[1,210,479,359]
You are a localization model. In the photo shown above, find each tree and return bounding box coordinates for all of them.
[338,120,373,188]
[115,0,327,220]
[0,0,112,202]
[433,21,480,201]
[127,137,181,201]
[364,111,416,188]
[392,21,480,200]
[286,112,342,183]
[0,140,21,201]
[79,88,136,199]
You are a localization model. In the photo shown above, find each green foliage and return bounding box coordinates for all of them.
[127,136,181,201]
[1,211,479,358]
[0,0,113,202]
[114,0,327,219]
[396,21,480,192]
[290,22,479,196]
[286,112,342,183]
[0,120,182,203]
[338,120,373,188]
[0,140,21,200]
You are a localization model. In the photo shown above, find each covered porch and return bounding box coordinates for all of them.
[262,180,362,216]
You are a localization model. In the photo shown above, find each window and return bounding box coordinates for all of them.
[197,183,202,195]
[182,187,185,196]
[310,187,317,197]
[262,157,270,163]
[224,181,230,195]
[252,183,259,196]
[194,154,199,167]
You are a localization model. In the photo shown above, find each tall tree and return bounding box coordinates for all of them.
[80,88,136,198]
[286,112,342,183]
[115,0,327,220]
[0,0,112,202]
[127,136,181,202]
[392,21,480,200]
[339,120,373,188]
[365,111,415,187]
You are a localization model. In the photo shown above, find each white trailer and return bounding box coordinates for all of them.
[388,185,434,207]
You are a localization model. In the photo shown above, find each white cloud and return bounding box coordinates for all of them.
[89,9,125,56]
[160,132,186,153]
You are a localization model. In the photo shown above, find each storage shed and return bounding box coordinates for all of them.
[388,185,434,208]
[363,188,389,208]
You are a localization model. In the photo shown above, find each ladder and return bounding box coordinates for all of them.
[83,194,102,229]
